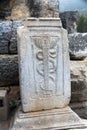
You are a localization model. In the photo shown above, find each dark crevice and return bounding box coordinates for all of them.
[8,40,11,54]
[0,99,4,107]
[27,0,41,17]
[0,0,11,20]
[8,20,14,54]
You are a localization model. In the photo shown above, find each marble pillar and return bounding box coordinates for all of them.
[17,18,70,112]
[9,0,86,130]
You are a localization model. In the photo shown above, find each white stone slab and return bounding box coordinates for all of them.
[17,18,71,112]
[9,106,86,130]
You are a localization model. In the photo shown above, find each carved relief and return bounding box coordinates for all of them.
[32,35,59,96]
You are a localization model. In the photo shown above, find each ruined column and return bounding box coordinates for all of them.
[10,0,86,129]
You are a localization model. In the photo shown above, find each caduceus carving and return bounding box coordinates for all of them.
[34,36,58,94]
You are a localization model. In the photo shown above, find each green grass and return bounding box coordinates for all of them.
[77,14,87,32]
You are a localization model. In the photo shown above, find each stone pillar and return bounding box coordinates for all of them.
[10,0,86,130]
[17,18,70,112]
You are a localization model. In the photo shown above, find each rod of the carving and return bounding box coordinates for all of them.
[42,40,49,92]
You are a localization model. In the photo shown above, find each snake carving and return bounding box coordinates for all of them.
[34,36,59,95]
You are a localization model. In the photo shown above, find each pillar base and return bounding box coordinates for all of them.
[9,106,86,130]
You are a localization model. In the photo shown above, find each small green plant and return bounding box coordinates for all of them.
[9,100,17,111]
[77,14,87,32]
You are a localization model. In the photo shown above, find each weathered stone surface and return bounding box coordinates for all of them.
[17,18,70,112]
[0,20,24,54]
[10,107,85,130]
[10,0,30,20]
[75,107,87,119]
[0,40,9,54]
[60,11,80,34]
[28,0,59,17]
[70,59,87,102]
[69,33,87,60]
[0,0,30,20]
[0,57,87,104]
[1,23,87,58]
[0,55,19,87]
[0,21,12,54]
[0,0,11,19]
[70,102,87,119]
[0,0,59,20]
[10,20,24,54]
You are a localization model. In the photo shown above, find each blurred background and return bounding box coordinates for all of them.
[59,0,87,14]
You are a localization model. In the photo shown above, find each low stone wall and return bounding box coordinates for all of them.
[1,21,87,57]
[0,21,24,54]
[69,33,87,60]
[0,55,18,87]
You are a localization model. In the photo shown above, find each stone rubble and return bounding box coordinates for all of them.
[69,33,87,60]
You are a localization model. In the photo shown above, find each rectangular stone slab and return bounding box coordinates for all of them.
[17,18,71,112]
[9,106,86,130]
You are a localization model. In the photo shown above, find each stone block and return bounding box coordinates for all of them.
[29,0,59,17]
[0,21,12,54]
[17,18,70,112]
[70,59,87,102]
[10,20,24,54]
[0,20,24,54]
[69,33,87,60]
[0,40,8,54]
[60,11,79,34]
[9,106,86,130]
[0,55,19,87]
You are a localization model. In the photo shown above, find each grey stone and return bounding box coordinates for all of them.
[69,33,87,60]
[60,11,80,34]
[0,55,19,87]
[0,40,9,54]
[29,0,59,17]
[0,0,11,19]
[10,20,24,54]
[0,20,24,54]
[9,39,17,54]
[0,21,12,40]
[2,22,87,57]
[0,21,12,54]
[74,107,87,119]
[70,102,87,119]
[70,59,87,102]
